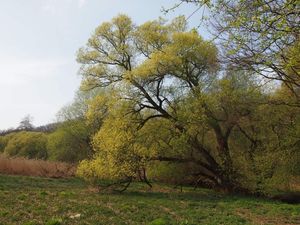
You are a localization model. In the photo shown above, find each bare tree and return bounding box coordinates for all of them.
[18,115,34,131]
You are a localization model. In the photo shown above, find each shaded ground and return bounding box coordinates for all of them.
[0,175,299,225]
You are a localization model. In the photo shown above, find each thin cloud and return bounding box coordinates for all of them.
[42,0,87,13]
[0,58,77,129]
[0,59,70,86]
[78,0,87,8]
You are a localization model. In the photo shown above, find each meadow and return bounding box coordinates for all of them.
[0,174,299,225]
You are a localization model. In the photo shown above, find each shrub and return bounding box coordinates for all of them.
[0,136,8,152]
[47,120,92,163]
[4,131,48,159]
[0,133,16,152]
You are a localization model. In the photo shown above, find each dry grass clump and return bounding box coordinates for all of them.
[289,176,300,192]
[0,155,76,178]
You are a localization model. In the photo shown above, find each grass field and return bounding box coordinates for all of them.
[0,175,299,225]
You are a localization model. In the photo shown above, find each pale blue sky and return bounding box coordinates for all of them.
[0,0,207,129]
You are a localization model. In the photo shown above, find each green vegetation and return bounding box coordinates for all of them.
[0,90,97,163]
[46,89,102,163]
[0,133,14,153]
[3,131,48,160]
[0,174,299,225]
[47,119,91,163]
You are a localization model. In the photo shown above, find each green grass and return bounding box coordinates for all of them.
[0,175,299,225]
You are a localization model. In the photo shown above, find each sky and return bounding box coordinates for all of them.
[0,0,207,129]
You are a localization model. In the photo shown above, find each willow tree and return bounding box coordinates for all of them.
[76,15,263,192]
[172,0,300,99]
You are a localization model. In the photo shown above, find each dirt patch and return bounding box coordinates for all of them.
[236,208,300,225]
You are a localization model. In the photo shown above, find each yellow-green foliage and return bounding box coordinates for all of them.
[76,14,300,193]
[78,98,147,181]
[77,91,195,183]
[283,40,300,92]
[4,131,48,159]
[127,30,218,84]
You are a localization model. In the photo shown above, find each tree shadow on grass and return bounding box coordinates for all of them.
[108,185,280,206]
[0,174,86,190]
[110,189,232,203]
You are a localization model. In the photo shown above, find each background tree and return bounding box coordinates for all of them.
[47,120,92,163]
[47,88,103,163]
[18,115,34,131]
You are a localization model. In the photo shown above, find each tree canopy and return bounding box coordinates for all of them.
[173,0,300,98]
[76,15,300,193]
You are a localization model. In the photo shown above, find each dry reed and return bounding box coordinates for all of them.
[0,155,76,178]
